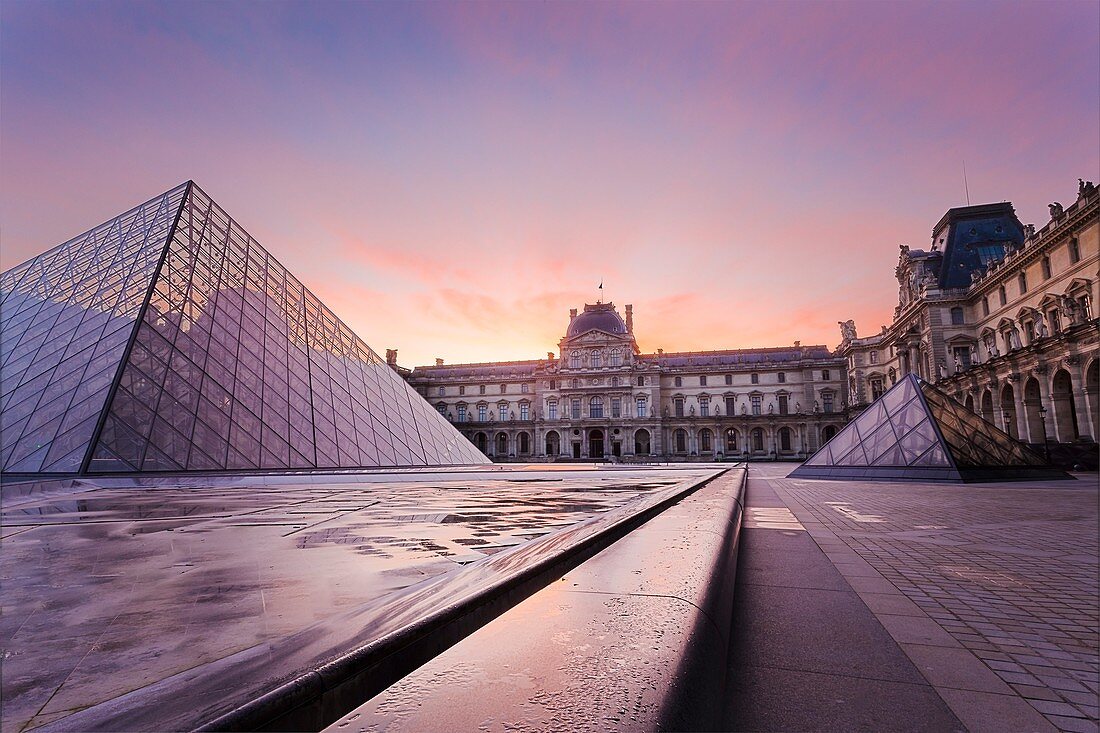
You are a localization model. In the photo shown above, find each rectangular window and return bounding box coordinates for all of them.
[952,346,971,370]
[725,396,736,415]
[1069,237,1080,263]
[725,374,732,385]
[438,386,445,396]
[870,351,878,364]
[778,394,788,415]
[436,404,446,415]
[548,401,558,420]
[778,372,786,383]
[751,373,759,384]
[999,286,1007,306]
[1042,256,1052,279]
[870,379,884,400]
[982,297,990,316]
[457,405,467,421]
[699,399,709,417]
[478,405,487,422]
[674,398,684,417]
[1018,273,1028,294]
[751,395,762,415]
[479,385,486,394]
[520,403,529,420]
[822,369,831,380]
[700,375,707,386]
[521,383,529,393]
[571,399,581,419]
[636,398,647,418]
[823,393,834,413]
[459,386,466,396]
[590,399,603,418]
[499,404,509,420]
[611,397,621,418]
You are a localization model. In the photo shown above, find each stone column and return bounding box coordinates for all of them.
[1069,359,1094,442]
[1011,380,1027,440]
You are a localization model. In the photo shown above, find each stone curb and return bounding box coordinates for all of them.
[320,466,749,732]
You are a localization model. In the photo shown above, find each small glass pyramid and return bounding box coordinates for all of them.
[1,182,489,474]
[790,373,1070,482]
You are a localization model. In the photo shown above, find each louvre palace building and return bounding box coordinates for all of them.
[401,304,849,462]
[838,179,1098,467]
[403,178,1098,465]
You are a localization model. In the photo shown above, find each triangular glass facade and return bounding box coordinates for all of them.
[1,185,188,473]
[1,182,488,474]
[791,374,1067,482]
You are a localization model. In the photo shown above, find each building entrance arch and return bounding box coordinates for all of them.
[634,429,651,456]
[588,429,605,459]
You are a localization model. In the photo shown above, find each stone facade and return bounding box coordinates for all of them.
[403,302,848,461]
[839,180,1099,458]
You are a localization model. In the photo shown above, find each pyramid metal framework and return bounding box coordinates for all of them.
[790,374,1069,482]
[0,181,489,474]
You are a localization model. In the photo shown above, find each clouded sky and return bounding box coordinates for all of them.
[3,0,1097,366]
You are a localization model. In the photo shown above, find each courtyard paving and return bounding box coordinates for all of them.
[746,463,1099,733]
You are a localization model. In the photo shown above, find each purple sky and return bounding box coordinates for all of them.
[3,1,1098,366]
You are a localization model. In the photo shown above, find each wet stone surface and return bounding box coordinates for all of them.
[0,466,709,732]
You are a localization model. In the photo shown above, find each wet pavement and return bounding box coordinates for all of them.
[0,465,714,732]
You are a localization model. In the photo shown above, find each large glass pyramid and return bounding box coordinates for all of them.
[1,182,489,474]
[790,374,1069,482]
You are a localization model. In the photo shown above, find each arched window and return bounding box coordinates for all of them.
[751,428,764,452]
[589,396,604,418]
[545,431,560,456]
[822,425,838,442]
[518,432,530,454]
[637,375,645,386]
[474,432,488,453]
[610,349,622,367]
[570,351,581,369]
[778,427,792,452]
[700,428,712,452]
[950,307,964,325]
[500,383,507,393]
[589,350,601,368]
[674,429,688,453]
[572,378,580,389]
[611,376,619,387]
[725,428,739,452]
[496,432,508,455]
[634,429,651,455]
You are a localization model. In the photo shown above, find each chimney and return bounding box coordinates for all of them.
[435,358,444,366]
[547,351,555,360]
[625,304,633,333]
[385,349,398,366]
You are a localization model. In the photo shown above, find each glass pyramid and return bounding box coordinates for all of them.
[790,374,1069,482]
[1,182,489,474]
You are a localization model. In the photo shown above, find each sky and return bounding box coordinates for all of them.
[2,0,1098,366]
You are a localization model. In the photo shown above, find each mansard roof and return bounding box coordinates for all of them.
[411,360,543,378]
[648,345,835,367]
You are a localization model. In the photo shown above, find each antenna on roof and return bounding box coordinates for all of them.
[962,159,971,206]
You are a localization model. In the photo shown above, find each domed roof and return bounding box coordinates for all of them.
[567,303,627,337]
